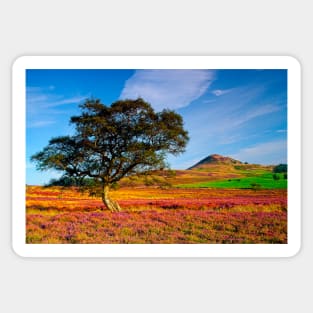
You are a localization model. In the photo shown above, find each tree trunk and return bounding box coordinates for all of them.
[101,185,121,212]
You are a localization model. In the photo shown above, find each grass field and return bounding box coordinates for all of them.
[178,172,287,189]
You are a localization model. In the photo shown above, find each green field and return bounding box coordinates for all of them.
[178,172,287,189]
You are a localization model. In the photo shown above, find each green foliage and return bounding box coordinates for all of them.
[272,173,280,180]
[47,176,97,187]
[31,136,87,185]
[47,176,77,187]
[31,98,189,189]
[273,164,287,173]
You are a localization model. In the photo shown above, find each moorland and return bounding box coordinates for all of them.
[26,154,287,244]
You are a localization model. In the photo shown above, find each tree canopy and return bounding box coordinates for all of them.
[273,164,287,173]
[31,98,189,211]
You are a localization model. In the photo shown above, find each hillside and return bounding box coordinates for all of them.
[117,154,278,188]
[176,154,284,189]
[188,154,242,169]
[188,153,273,173]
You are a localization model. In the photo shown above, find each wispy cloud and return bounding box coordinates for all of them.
[212,88,233,96]
[27,86,88,128]
[27,85,55,92]
[28,120,56,128]
[230,140,287,165]
[43,96,88,108]
[228,104,281,128]
[27,86,87,108]
[120,70,215,110]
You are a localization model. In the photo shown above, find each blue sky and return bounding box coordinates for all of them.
[26,69,287,185]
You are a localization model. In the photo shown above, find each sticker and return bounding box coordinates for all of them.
[12,56,301,257]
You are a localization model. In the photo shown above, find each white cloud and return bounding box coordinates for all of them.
[43,96,87,108]
[27,120,56,128]
[27,86,87,108]
[222,104,281,130]
[120,70,215,110]
[230,140,287,165]
[212,89,233,96]
[27,86,88,128]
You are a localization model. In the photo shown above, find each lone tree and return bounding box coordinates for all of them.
[31,98,189,212]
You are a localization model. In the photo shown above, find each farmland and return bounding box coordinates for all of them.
[26,179,287,244]
[178,172,287,189]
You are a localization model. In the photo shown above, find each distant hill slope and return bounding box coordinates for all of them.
[117,154,276,188]
[188,154,243,170]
